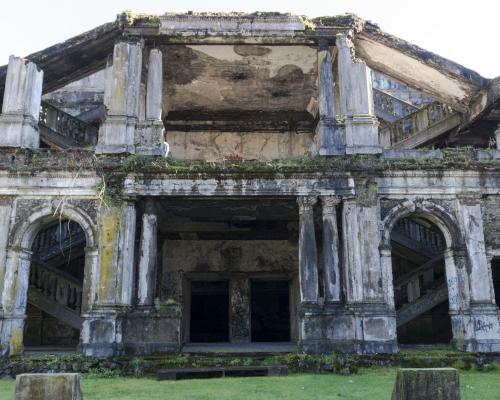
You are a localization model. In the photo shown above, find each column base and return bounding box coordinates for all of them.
[0,314,26,357]
[95,116,136,154]
[318,120,346,156]
[120,307,181,355]
[135,121,169,157]
[80,309,126,357]
[344,115,382,155]
[463,303,500,352]
[349,302,398,354]
[298,302,398,354]
[0,114,39,149]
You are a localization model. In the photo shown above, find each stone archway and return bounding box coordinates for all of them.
[379,200,470,350]
[0,203,98,356]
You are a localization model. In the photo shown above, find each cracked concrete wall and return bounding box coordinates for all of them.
[168,130,313,161]
[162,44,317,114]
[161,239,298,343]
[161,239,298,300]
[482,195,500,253]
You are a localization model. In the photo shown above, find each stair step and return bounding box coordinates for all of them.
[396,283,448,327]
[157,365,288,381]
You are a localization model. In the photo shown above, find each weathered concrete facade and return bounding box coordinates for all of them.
[0,12,499,357]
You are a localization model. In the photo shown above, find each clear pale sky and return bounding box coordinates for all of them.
[1,0,498,78]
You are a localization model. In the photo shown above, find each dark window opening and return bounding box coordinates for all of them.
[190,281,229,342]
[251,281,290,342]
[493,259,500,305]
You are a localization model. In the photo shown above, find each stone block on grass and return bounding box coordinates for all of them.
[391,368,460,400]
[15,373,83,400]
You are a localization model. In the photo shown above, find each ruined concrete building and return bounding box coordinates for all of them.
[0,11,499,357]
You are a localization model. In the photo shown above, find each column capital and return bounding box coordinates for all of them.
[297,196,317,213]
[321,195,342,209]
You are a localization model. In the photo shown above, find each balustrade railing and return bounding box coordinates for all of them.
[393,218,445,254]
[380,102,455,145]
[32,221,86,261]
[39,101,98,147]
[29,261,83,312]
[373,88,418,122]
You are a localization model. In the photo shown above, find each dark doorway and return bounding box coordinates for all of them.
[492,259,500,305]
[391,216,452,345]
[251,281,290,342]
[24,220,86,349]
[190,281,229,342]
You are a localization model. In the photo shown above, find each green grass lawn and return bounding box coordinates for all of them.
[0,368,499,400]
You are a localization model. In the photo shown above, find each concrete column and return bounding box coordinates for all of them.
[146,49,163,121]
[297,196,319,304]
[0,202,12,309]
[0,56,43,148]
[380,247,395,311]
[445,249,473,351]
[117,200,137,306]
[458,199,496,304]
[137,200,158,307]
[336,34,380,154]
[0,247,31,356]
[81,246,99,313]
[317,42,344,155]
[229,276,251,343]
[135,48,169,156]
[342,196,384,302]
[321,195,342,303]
[456,199,500,352]
[342,199,364,303]
[96,41,142,154]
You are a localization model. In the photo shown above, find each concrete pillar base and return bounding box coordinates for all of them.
[0,114,39,149]
[79,310,125,357]
[0,314,26,357]
[120,308,181,355]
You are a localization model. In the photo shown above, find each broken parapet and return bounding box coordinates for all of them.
[159,12,305,36]
[336,34,381,155]
[15,373,83,400]
[96,43,168,156]
[0,56,43,148]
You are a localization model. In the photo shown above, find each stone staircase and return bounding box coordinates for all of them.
[38,100,98,149]
[28,262,83,330]
[373,88,418,123]
[396,283,448,327]
[391,218,449,327]
[28,221,85,330]
[379,101,462,149]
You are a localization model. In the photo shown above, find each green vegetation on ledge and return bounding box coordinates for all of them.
[121,148,500,176]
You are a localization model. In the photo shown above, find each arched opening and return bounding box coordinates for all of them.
[23,219,87,352]
[390,215,452,345]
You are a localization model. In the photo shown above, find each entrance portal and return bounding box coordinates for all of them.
[190,281,229,342]
[390,216,452,345]
[24,220,86,349]
[251,281,290,342]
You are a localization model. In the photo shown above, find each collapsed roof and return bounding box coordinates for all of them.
[1,11,498,148]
